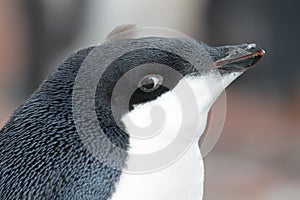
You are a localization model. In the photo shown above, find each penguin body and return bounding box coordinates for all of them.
[0,26,264,199]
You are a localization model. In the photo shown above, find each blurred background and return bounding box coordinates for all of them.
[0,0,299,199]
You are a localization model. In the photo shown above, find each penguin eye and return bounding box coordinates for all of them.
[138,74,163,92]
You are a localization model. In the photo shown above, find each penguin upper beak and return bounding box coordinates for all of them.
[212,43,265,72]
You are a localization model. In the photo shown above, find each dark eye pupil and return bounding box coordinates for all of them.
[141,78,155,89]
[138,74,163,92]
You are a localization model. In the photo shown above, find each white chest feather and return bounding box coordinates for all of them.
[110,144,204,200]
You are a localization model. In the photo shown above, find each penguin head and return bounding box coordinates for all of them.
[73,25,265,171]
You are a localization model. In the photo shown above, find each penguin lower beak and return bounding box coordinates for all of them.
[212,43,265,72]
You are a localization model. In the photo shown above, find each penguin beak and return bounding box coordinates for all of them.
[212,43,265,72]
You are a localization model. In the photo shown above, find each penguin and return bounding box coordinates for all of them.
[0,25,265,200]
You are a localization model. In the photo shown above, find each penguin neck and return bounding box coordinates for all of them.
[115,103,205,200]
[113,93,207,200]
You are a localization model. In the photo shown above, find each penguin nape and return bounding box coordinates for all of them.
[0,25,265,200]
